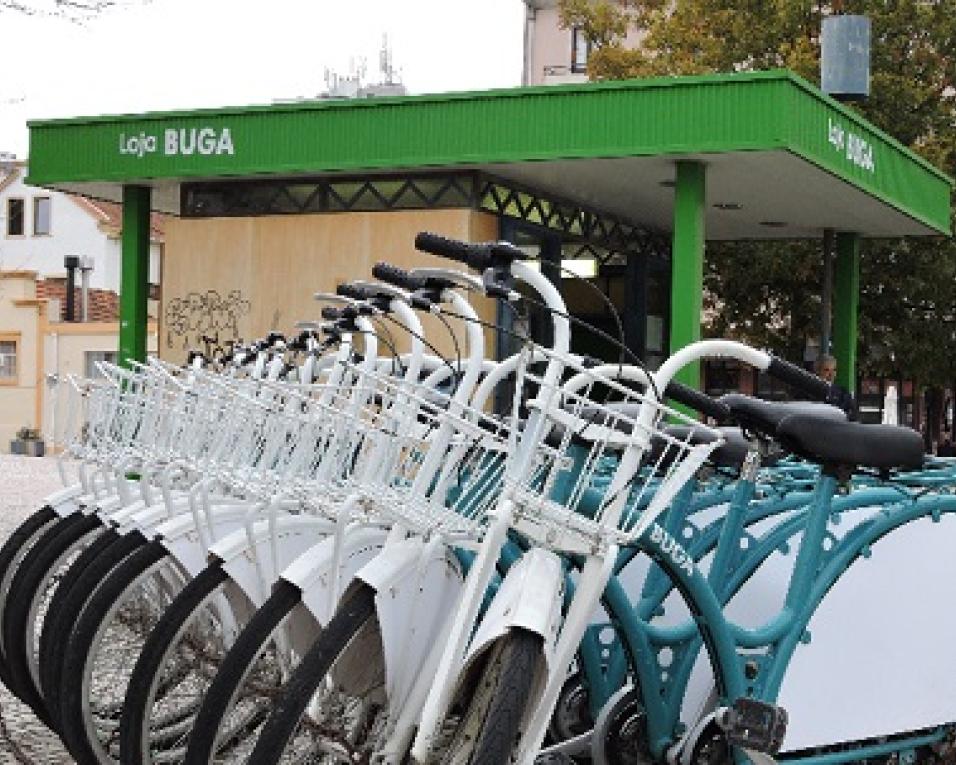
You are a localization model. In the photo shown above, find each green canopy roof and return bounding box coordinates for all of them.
[26,69,952,239]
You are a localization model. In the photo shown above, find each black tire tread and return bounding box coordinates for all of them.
[2,512,101,724]
[40,529,146,729]
[463,629,543,765]
[247,584,377,765]
[120,561,230,765]
[0,505,57,690]
[58,540,169,765]
[184,579,302,765]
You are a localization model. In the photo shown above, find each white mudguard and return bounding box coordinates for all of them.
[283,527,388,626]
[211,516,336,607]
[46,484,85,517]
[463,547,564,672]
[99,498,149,527]
[342,538,465,711]
[154,505,260,577]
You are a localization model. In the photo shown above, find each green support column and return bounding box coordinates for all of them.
[119,185,151,367]
[669,161,706,389]
[832,232,860,393]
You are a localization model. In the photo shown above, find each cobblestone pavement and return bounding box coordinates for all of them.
[0,455,76,764]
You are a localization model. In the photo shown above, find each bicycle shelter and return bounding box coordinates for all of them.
[24,70,952,391]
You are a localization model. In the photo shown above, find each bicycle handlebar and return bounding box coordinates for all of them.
[664,382,732,422]
[767,356,832,401]
[372,263,426,291]
[414,232,524,271]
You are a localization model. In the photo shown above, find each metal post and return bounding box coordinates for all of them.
[669,161,706,389]
[79,257,93,322]
[64,256,79,322]
[625,252,648,361]
[821,228,834,356]
[539,232,562,349]
[832,232,860,393]
[119,185,151,367]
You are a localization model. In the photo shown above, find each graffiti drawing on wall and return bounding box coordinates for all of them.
[164,289,251,357]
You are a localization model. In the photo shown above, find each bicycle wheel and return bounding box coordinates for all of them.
[58,540,187,765]
[246,583,391,765]
[0,504,58,690]
[184,579,312,765]
[431,628,543,765]
[120,561,254,765]
[2,511,103,724]
[40,529,148,730]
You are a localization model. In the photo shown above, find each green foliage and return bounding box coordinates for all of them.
[559,0,956,385]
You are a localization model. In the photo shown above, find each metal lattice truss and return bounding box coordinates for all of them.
[181,172,669,266]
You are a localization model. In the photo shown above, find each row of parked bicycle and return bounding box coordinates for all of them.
[1,232,955,765]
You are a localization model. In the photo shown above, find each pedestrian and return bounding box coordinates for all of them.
[815,354,858,420]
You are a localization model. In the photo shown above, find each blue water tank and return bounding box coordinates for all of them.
[821,15,871,100]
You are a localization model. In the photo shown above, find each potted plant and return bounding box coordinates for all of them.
[10,427,45,457]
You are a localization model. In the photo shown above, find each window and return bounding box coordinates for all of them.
[571,27,590,73]
[6,198,24,236]
[85,350,118,379]
[0,338,18,383]
[33,197,51,236]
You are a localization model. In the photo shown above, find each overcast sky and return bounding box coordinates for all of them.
[1,0,525,158]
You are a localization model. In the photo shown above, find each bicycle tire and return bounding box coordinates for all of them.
[40,529,147,730]
[119,561,233,765]
[246,583,381,765]
[0,504,57,690]
[184,579,303,765]
[58,540,179,765]
[2,511,102,725]
[436,628,543,765]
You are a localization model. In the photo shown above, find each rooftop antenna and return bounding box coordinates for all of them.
[380,35,400,85]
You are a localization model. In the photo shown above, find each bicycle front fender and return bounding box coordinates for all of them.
[211,515,336,608]
[46,483,85,517]
[464,547,564,673]
[352,538,466,710]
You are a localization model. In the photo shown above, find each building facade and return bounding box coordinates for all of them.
[0,269,158,452]
[522,0,642,86]
[0,159,163,295]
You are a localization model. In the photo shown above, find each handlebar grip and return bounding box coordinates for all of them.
[372,262,425,290]
[336,283,368,300]
[414,232,471,263]
[767,356,832,401]
[415,232,525,271]
[664,382,732,422]
[265,331,285,345]
[321,306,343,321]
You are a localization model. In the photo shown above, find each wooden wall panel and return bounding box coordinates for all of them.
[160,209,500,364]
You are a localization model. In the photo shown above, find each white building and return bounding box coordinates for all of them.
[0,157,162,297]
[522,0,642,86]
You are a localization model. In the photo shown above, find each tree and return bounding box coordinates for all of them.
[561,0,956,432]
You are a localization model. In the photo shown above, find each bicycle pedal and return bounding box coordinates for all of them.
[715,698,788,755]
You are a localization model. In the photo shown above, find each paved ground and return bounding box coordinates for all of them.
[0,455,76,763]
